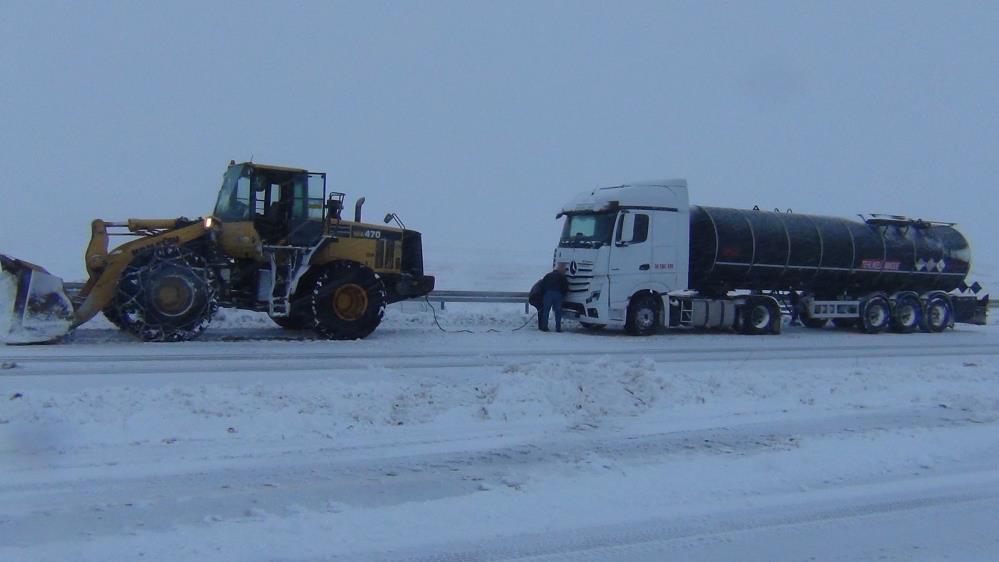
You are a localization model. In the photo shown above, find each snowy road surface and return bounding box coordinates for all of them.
[2,308,998,561]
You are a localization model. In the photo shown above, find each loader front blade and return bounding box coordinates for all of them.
[0,255,75,344]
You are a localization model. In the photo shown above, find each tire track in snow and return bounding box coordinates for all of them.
[394,477,999,562]
[3,342,998,378]
[0,406,991,548]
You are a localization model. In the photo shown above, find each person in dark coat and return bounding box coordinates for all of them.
[539,263,570,332]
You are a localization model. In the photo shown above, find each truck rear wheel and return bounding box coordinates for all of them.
[740,299,781,335]
[112,246,218,342]
[311,261,386,340]
[890,295,921,333]
[860,296,891,334]
[920,296,952,333]
[626,293,660,336]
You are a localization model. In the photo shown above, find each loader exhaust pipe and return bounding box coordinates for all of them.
[354,197,365,223]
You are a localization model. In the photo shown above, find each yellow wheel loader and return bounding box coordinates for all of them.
[0,161,434,344]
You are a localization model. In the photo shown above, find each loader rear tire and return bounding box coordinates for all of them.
[111,246,218,342]
[311,262,386,340]
[272,269,320,330]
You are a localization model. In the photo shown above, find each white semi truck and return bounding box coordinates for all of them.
[554,180,987,335]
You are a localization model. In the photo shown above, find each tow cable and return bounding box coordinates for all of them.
[424,296,537,333]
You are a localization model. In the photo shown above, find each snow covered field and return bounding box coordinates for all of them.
[1,251,996,561]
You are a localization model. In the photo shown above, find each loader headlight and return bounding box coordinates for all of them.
[204,217,216,230]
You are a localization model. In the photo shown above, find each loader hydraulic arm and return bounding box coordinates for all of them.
[85,219,110,277]
[73,219,215,328]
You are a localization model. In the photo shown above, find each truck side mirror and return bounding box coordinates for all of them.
[616,212,636,246]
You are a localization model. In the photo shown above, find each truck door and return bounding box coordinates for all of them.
[608,211,653,321]
[651,210,681,290]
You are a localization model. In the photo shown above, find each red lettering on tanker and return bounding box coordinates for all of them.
[654,263,674,270]
[861,259,901,271]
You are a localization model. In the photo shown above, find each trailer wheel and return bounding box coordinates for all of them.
[890,295,921,334]
[860,296,891,334]
[112,245,218,342]
[920,295,952,333]
[740,299,780,335]
[311,261,386,340]
[832,318,857,329]
[626,293,659,336]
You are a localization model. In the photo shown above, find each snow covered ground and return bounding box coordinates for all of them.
[0,251,996,561]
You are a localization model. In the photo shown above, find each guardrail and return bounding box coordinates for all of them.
[428,290,531,312]
[60,283,995,312]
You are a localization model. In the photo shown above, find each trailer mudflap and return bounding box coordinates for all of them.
[952,294,989,326]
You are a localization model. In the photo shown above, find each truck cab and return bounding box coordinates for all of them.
[554,180,690,331]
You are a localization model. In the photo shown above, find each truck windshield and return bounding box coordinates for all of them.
[560,212,616,248]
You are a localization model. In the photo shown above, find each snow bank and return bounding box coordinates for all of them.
[3,351,998,459]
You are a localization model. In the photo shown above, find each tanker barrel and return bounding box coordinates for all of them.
[689,206,972,296]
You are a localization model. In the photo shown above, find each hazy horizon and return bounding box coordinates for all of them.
[2,1,996,285]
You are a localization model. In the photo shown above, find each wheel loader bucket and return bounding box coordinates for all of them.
[0,254,75,344]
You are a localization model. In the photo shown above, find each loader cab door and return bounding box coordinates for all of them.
[608,210,653,319]
[286,173,326,246]
[248,169,324,246]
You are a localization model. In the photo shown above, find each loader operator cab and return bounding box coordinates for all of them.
[214,162,326,246]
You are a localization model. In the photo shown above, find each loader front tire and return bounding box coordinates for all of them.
[111,246,218,342]
[311,262,386,340]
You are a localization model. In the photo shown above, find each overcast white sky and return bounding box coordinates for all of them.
[1,1,996,283]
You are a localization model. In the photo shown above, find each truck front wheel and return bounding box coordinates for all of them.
[626,293,660,336]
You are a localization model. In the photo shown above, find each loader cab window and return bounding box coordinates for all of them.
[214,166,252,221]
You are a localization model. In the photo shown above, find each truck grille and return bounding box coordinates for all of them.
[567,260,594,295]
